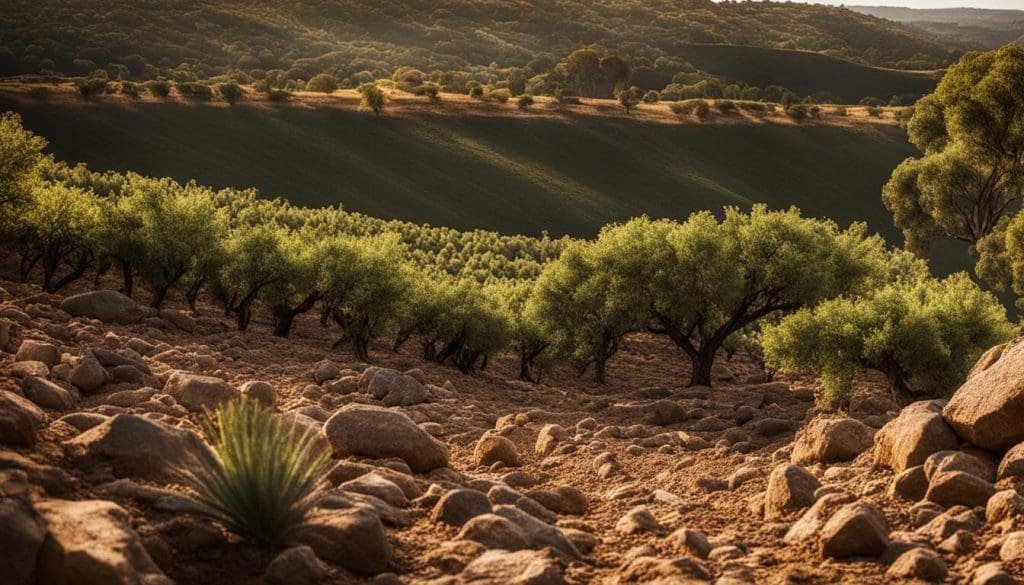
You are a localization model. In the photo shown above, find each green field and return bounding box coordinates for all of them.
[676,44,940,103]
[0,95,969,273]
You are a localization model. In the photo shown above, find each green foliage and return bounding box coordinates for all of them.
[217,82,244,104]
[120,81,140,98]
[184,397,329,546]
[145,79,171,97]
[617,86,641,114]
[176,81,213,100]
[267,89,291,102]
[527,239,647,383]
[358,83,385,116]
[642,90,660,104]
[763,272,1013,407]
[670,99,711,120]
[866,105,884,117]
[714,99,737,112]
[220,223,293,330]
[318,234,410,359]
[16,182,103,292]
[0,112,46,210]
[306,73,338,93]
[517,94,534,109]
[486,88,511,103]
[101,177,227,308]
[883,44,1024,257]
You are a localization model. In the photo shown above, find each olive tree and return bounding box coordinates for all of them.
[492,279,548,382]
[882,44,1024,255]
[105,177,226,308]
[260,231,321,338]
[18,182,103,292]
[318,234,410,361]
[527,240,647,383]
[220,224,293,330]
[762,272,1012,407]
[585,207,888,387]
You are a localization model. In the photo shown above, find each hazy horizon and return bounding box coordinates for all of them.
[757,0,1024,9]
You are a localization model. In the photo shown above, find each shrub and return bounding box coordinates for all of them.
[217,82,243,104]
[617,86,641,113]
[866,105,884,117]
[785,104,809,120]
[642,90,660,104]
[305,73,338,93]
[762,273,1012,407]
[414,81,440,100]
[737,101,766,112]
[182,397,329,546]
[833,106,848,116]
[487,88,511,103]
[517,94,534,109]
[467,81,484,98]
[670,99,710,120]
[176,82,213,100]
[358,83,386,115]
[146,79,171,97]
[859,96,886,107]
[713,99,736,112]
[74,77,107,97]
[120,81,140,98]
[267,89,291,102]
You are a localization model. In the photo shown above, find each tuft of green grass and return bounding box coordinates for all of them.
[183,397,329,546]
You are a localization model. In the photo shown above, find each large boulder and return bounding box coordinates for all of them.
[0,390,47,445]
[163,371,240,412]
[35,499,171,585]
[60,290,145,324]
[764,464,820,520]
[322,404,449,472]
[791,417,874,465]
[64,414,211,483]
[873,400,959,473]
[819,503,889,559]
[293,508,390,575]
[944,338,1024,451]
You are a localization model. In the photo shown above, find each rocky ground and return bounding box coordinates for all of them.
[2,277,1024,584]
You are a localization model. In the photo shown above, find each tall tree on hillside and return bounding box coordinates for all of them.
[882,44,1024,256]
[0,112,46,212]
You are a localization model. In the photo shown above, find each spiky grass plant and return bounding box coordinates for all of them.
[183,397,330,546]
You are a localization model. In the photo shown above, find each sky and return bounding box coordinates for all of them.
[774,0,1024,8]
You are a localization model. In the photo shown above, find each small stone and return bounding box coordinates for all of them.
[791,417,874,465]
[925,470,995,509]
[20,377,75,410]
[264,546,324,585]
[535,424,568,457]
[457,513,528,551]
[885,548,947,582]
[0,390,46,445]
[431,489,492,527]
[163,371,239,412]
[999,531,1024,562]
[764,464,820,520]
[616,506,664,535]
[665,527,711,558]
[474,433,520,467]
[15,340,59,366]
[888,465,928,501]
[239,380,275,408]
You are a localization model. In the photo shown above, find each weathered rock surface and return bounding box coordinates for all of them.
[791,417,874,465]
[163,371,239,411]
[35,499,171,585]
[21,377,75,410]
[474,433,520,467]
[431,488,492,526]
[457,514,528,551]
[322,404,449,472]
[819,503,889,559]
[764,464,820,520]
[60,290,145,324]
[458,549,565,585]
[15,339,59,366]
[293,508,391,575]
[874,400,959,473]
[64,413,210,483]
[0,390,46,445]
[0,471,47,585]
[943,339,1024,451]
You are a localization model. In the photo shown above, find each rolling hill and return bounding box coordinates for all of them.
[849,6,1024,50]
[2,0,958,82]
[674,44,939,103]
[1,88,975,276]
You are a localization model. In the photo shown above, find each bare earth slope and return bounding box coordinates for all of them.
[2,277,1023,584]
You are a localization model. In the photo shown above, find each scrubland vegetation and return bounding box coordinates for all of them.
[4,44,1023,408]
[0,0,958,108]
